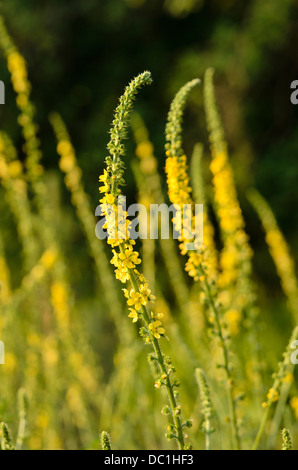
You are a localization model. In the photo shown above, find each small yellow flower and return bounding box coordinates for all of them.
[149,320,165,339]
[105,193,115,204]
[128,308,138,323]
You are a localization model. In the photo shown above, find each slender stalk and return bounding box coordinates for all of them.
[202,272,240,450]
[195,368,214,450]
[124,249,185,449]
[252,326,298,450]
[99,72,190,449]
[266,367,293,449]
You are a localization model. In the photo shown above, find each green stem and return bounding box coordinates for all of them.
[266,374,292,449]
[252,326,298,450]
[124,249,185,450]
[202,273,240,450]
[205,418,211,451]
[252,406,271,450]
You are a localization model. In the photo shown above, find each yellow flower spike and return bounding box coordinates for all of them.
[248,188,298,324]
[131,113,192,319]
[99,72,188,450]
[204,69,256,333]
[166,77,241,450]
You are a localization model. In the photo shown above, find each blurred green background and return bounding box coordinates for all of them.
[0,0,298,450]
[0,0,297,338]
[1,0,298,329]
[1,0,297,238]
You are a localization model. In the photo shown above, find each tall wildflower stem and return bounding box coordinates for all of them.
[195,368,214,450]
[125,258,185,448]
[203,68,257,334]
[99,71,189,450]
[165,78,240,449]
[131,114,192,319]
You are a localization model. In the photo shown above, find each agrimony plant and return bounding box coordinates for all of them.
[100,431,112,450]
[98,71,191,450]
[165,78,241,449]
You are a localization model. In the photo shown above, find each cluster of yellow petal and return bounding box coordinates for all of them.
[7,51,30,100]
[165,154,211,282]
[0,21,42,176]
[110,241,141,282]
[149,311,165,339]
[165,154,192,206]
[56,139,82,190]
[50,281,70,329]
[210,150,253,328]
[99,173,131,246]
[124,281,155,320]
[99,167,165,335]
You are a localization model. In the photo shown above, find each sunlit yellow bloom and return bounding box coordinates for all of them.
[149,320,165,339]
[267,388,279,403]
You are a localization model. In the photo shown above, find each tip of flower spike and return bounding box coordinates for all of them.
[100,431,112,450]
[140,70,153,83]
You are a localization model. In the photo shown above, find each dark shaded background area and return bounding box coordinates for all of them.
[0,0,298,293]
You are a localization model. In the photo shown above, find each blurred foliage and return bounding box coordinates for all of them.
[0,0,297,253]
[0,0,298,450]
